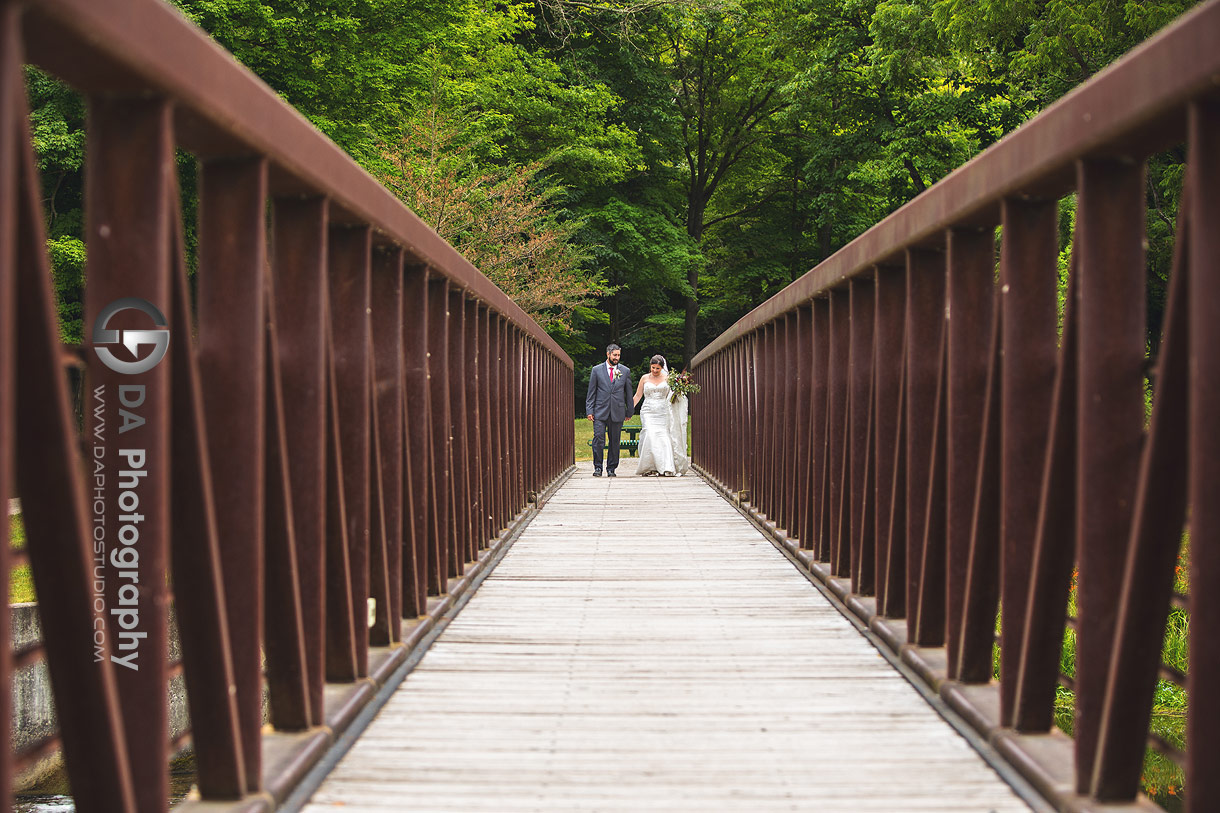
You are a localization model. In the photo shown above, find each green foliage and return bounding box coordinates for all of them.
[46,236,85,344]
[175,0,458,164]
[26,68,85,179]
[8,514,34,605]
[26,68,87,343]
[22,0,1202,369]
[934,0,1198,119]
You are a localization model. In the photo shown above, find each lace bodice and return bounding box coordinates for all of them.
[643,380,670,400]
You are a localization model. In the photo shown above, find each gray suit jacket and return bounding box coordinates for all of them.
[586,363,633,424]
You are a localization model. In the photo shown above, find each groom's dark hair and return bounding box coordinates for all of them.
[606,343,621,353]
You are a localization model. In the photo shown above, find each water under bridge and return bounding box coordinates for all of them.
[1,0,1218,811]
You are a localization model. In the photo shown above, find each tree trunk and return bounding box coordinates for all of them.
[610,266,621,343]
[684,193,707,365]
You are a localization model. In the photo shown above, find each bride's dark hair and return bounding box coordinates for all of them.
[649,355,665,366]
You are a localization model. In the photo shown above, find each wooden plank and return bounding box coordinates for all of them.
[304,461,1033,812]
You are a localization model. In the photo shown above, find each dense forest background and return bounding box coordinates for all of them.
[31,0,1199,389]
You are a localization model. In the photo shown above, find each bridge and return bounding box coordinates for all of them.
[0,0,1216,811]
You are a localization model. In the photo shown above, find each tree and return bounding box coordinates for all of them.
[660,0,794,361]
[377,107,608,333]
[28,67,86,342]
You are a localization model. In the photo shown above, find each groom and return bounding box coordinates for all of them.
[585,343,633,477]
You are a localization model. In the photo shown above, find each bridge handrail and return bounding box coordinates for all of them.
[1,0,575,808]
[691,2,1220,810]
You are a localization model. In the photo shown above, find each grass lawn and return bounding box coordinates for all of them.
[8,512,34,604]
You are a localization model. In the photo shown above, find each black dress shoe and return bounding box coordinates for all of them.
[607,471,616,477]
[593,470,602,477]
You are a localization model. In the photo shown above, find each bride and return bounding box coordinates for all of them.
[631,355,690,476]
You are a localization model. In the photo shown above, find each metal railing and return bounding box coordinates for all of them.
[0,0,575,809]
[691,3,1219,811]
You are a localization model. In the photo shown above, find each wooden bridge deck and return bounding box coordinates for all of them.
[303,462,1037,812]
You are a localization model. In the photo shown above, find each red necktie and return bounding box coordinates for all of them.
[609,365,614,381]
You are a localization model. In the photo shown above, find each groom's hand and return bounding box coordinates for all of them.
[586,414,594,421]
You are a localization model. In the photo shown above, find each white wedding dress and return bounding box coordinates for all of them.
[636,380,689,476]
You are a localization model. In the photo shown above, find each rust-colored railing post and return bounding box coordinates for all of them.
[329,224,373,675]
[904,249,945,643]
[1011,259,1079,734]
[810,299,829,561]
[263,266,313,732]
[478,306,494,542]
[944,227,994,677]
[754,325,768,512]
[724,347,734,488]
[371,246,406,643]
[848,278,875,594]
[0,11,15,802]
[551,354,559,482]
[698,353,710,476]
[403,262,431,614]
[490,317,505,534]
[540,349,547,487]
[1090,185,1191,802]
[522,339,534,499]
[464,298,485,551]
[713,348,723,481]
[1074,159,1146,789]
[447,286,470,574]
[197,156,269,792]
[708,352,717,477]
[997,198,1058,721]
[744,338,754,499]
[793,307,811,548]
[747,337,760,505]
[510,328,525,511]
[723,347,734,489]
[84,95,174,812]
[700,353,710,477]
[763,322,778,521]
[953,270,1002,685]
[827,289,849,577]
[873,267,905,617]
[786,312,800,534]
[168,168,248,801]
[322,298,358,682]
[427,275,452,591]
[272,196,330,721]
[1188,98,1220,813]
[7,16,137,804]
[776,317,791,530]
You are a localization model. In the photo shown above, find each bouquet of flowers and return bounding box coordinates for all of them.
[667,369,700,403]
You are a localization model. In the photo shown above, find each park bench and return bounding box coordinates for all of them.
[587,425,642,457]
